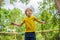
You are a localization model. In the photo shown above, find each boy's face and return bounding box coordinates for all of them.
[25,9,32,17]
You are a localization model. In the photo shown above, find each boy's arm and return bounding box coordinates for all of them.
[35,19,46,24]
[34,17,47,24]
[11,21,25,27]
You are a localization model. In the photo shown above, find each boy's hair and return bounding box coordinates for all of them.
[25,8,32,14]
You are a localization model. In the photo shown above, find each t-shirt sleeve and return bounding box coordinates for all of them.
[33,16,39,21]
[22,18,25,23]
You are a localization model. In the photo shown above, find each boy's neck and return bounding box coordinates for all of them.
[27,16,31,18]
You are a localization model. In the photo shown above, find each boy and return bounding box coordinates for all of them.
[11,8,47,40]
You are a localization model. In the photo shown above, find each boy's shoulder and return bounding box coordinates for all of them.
[31,16,37,18]
[32,16,36,17]
[23,16,36,20]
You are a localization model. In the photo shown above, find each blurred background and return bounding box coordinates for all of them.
[0,0,60,40]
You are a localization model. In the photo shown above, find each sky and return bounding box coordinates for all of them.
[2,0,43,13]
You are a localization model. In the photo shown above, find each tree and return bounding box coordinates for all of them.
[54,0,60,40]
[54,0,60,13]
[0,0,3,9]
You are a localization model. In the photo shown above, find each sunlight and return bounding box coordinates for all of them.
[2,0,43,13]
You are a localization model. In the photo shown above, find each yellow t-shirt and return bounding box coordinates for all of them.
[23,16,38,32]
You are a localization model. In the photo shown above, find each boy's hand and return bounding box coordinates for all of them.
[11,22,22,26]
[44,22,48,24]
[45,22,48,24]
[11,22,16,25]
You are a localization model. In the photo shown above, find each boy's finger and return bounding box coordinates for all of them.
[45,22,48,24]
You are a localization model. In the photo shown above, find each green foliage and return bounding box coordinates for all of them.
[0,0,60,40]
[10,0,29,4]
[10,0,16,4]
